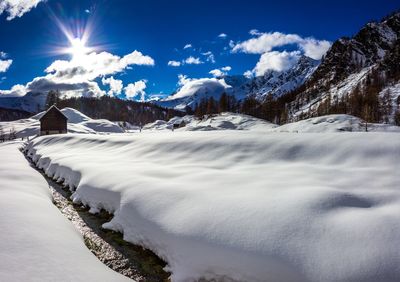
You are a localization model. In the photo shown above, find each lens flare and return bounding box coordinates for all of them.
[67,37,91,59]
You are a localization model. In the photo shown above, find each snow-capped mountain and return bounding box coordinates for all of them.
[243,56,319,100]
[286,12,400,120]
[0,92,47,113]
[157,55,320,110]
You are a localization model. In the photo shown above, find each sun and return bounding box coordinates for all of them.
[67,38,91,59]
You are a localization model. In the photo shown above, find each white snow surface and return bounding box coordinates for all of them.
[26,131,400,282]
[0,107,124,138]
[0,142,129,282]
[143,112,277,131]
[143,113,400,133]
[273,114,400,133]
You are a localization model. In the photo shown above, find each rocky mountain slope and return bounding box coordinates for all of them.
[157,56,320,110]
[285,12,400,120]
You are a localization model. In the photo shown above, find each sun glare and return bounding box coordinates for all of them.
[67,38,90,59]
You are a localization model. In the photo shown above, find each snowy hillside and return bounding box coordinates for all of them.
[142,112,400,133]
[273,114,400,133]
[0,107,124,138]
[143,112,277,131]
[26,132,400,282]
[0,142,129,282]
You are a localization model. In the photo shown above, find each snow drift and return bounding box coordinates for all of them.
[143,112,277,131]
[0,142,128,281]
[26,131,400,282]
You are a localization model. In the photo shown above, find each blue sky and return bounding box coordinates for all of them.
[0,0,398,100]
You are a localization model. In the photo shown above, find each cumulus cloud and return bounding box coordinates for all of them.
[232,31,331,60]
[124,80,147,101]
[300,38,331,60]
[184,56,203,65]
[168,60,181,67]
[0,0,45,20]
[232,32,303,54]
[183,44,192,49]
[209,66,232,77]
[46,50,154,81]
[26,76,105,98]
[232,31,331,76]
[218,33,227,38]
[253,51,301,75]
[0,84,26,97]
[0,50,154,98]
[102,76,123,96]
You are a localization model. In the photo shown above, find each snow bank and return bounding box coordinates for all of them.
[143,113,277,131]
[26,132,400,282]
[0,107,123,138]
[274,114,400,133]
[0,142,129,281]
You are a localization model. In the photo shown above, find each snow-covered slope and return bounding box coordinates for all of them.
[0,107,124,138]
[142,112,400,133]
[143,112,277,131]
[274,114,400,133]
[0,142,129,282]
[26,132,400,282]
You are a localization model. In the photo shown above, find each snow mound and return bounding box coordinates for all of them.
[143,113,277,131]
[0,142,129,281]
[274,114,400,133]
[1,107,124,138]
[26,132,400,282]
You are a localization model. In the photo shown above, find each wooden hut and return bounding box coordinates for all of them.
[39,105,68,136]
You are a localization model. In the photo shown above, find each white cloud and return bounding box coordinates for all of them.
[0,59,12,72]
[218,33,227,38]
[124,80,147,101]
[168,60,181,67]
[0,50,153,98]
[232,32,303,54]
[253,51,301,75]
[209,69,225,77]
[166,75,231,101]
[0,84,26,97]
[249,29,262,36]
[0,52,7,59]
[183,44,192,49]
[184,56,203,65]
[177,74,191,86]
[243,70,254,79]
[232,31,331,60]
[0,0,45,20]
[209,66,232,77]
[46,50,154,81]
[299,39,331,60]
[201,51,215,63]
[232,31,331,76]
[101,76,123,96]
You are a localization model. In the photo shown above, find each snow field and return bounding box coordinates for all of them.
[0,142,129,282]
[25,131,400,282]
